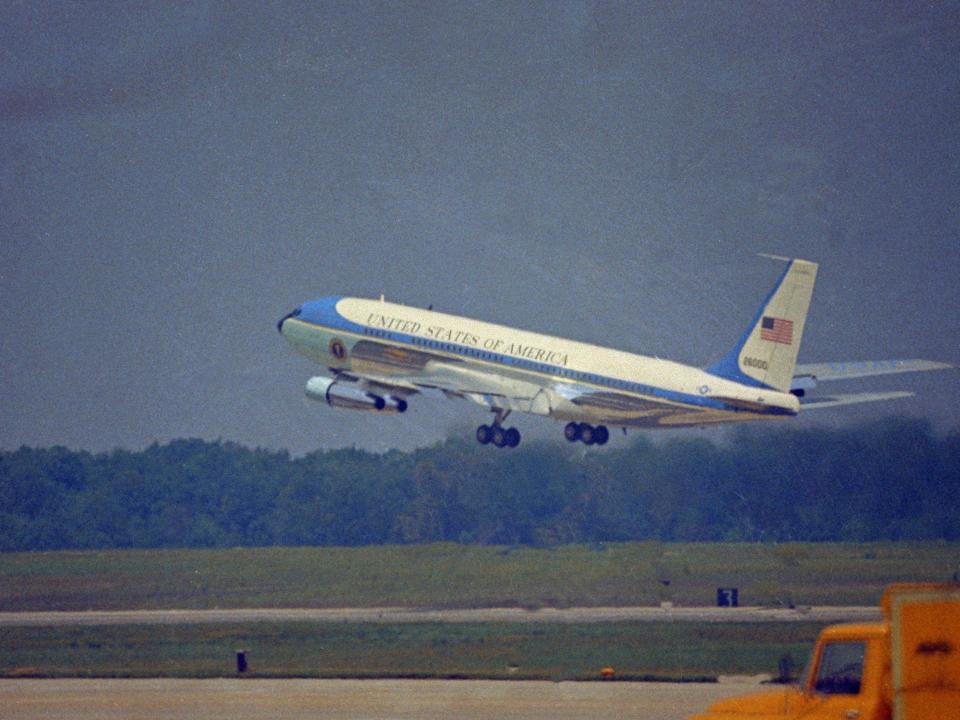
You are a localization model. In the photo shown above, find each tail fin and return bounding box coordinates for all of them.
[707,258,818,392]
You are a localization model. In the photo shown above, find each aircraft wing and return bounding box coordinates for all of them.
[415,361,545,398]
[332,338,547,403]
[800,391,915,410]
[338,361,667,420]
[793,359,952,383]
[338,360,547,404]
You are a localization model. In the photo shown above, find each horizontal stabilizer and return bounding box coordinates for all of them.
[800,391,914,410]
[794,359,953,382]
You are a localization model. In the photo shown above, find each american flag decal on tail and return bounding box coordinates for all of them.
[760,316,793,344]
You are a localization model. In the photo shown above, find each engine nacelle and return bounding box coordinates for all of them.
[305,376,403,413]
[384,396,408,413]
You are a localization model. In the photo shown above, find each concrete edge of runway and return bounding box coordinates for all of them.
[0,605,882,626]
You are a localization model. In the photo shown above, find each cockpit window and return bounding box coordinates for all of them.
[813,641,865,695]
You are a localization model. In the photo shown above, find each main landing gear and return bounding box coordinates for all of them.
[476,409,521,449]
[564,422,609,446]
[476,424,521,448]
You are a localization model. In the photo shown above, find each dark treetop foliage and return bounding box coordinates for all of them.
[1,418,957,551]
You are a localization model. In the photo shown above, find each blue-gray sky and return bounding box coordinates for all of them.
[2,1,958,455]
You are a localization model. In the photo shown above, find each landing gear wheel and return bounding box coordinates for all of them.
[581,424,596,445]
[505,427,521,448]
[476,424,493,445]
[564,422,581,442]
[594,425,609,445]
[491,426,508,448]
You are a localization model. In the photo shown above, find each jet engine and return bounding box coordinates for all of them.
[305,376,406,413]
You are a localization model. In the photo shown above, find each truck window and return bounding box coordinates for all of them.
[813,641,866,695]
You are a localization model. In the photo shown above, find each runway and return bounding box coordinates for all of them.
[0,605,880,626]
[1,678,767,720]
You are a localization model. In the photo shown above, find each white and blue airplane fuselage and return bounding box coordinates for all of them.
[278,258,950,448]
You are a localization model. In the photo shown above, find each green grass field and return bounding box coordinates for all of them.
[2,542,955,679]
[1,542,956,611]
[0,621,825,681]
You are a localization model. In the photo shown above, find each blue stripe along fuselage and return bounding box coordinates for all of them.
[292,296,795,417]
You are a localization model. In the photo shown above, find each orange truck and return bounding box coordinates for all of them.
[690,583,960,720]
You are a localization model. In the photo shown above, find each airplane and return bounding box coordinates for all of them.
[277,257,952,448]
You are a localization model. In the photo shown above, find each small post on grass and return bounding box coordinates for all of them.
[236,649,248,674]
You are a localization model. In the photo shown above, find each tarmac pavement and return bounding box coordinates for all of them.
[1,678,771,720]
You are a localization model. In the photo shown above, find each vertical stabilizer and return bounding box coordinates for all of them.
[707,258,818,392]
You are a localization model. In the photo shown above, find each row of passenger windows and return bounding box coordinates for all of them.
[359,327,660,397]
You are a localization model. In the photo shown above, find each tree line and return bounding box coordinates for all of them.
[1,417,957,551]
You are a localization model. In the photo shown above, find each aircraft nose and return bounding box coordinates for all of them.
[277,308,301,334]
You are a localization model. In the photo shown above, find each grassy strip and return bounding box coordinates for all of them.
[1,542,957,611]
[0,621,824,681]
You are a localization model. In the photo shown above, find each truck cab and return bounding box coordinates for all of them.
[690,584,960,720]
